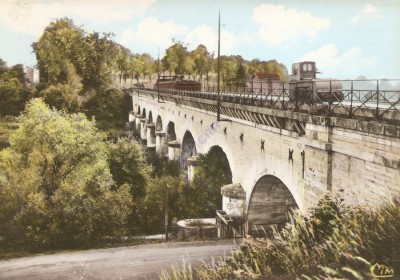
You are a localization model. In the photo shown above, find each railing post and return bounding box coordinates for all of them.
[328,80,332,113]
[375,79,380,119]
[350,80,354,117]
[282,82,285,109]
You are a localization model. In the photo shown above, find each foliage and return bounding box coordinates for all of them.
[137,174,185,234]
[32,18,85,86]
[85,87,130,134]
[32,18,129,134]
[162,195,400,279]
[108,137,151,197]
[0,99,132,248]
[184,147,232,218]
[162,40,190,75]
[191,44,212,81]
[0,59,33,116]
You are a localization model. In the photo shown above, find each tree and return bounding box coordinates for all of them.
[0,99,132,247]
[79,32,118,90]
[32,18,85,111]
[115,46,131,84]
[236,62,247,81]
[0,61,32,116]
[162,40,189,75]
[191,44,212,82]
[138,53,155,82]
[182,147,232,218]
[108,137,151,198]
[0,59,7,76]
[32,18,85,85]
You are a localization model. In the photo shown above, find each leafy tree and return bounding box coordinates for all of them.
[85,88,130,134]
[162,40,189,75]
[236,62,247,81]
[0,59,7,76]
[0,61,32,116]
[115,46,131,84]
[108,137,151,198]
[141,175,184,234]
[80,32,118,90]
[32,18,85,111]
[0,99,132,248]
[32,18,85,85]
[138,53,155,82]
[191,44,212,82]
[183,146,232,218]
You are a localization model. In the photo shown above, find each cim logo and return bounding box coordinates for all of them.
[370,263,394,278]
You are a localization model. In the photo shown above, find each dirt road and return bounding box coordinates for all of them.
[0,240,238,279]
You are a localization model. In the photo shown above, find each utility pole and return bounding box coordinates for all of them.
[217,11,221,121]
[157,48,161,103]
[164,188,169,241]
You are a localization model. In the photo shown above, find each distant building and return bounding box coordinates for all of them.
[24,66,40,84]
[247,72,282,93]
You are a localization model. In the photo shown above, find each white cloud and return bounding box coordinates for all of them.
[252,4,331,45]
[298,44,377,78]
[350,4,381,24]
[184,25,239,55]
[0,0,155,36]
[120,17,188,50]
[120,20,240,57]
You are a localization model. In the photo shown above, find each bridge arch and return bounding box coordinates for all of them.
[181,130,197,163]
[247,175,298,236]
[206,146,233,183]
[155,115,163,131]
[148,111,153,124]
[137,105,141,114]
[141,108,146,119]
[166,122,177,142]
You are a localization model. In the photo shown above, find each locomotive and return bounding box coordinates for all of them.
[154,75,201,92]
[289,61,343,103]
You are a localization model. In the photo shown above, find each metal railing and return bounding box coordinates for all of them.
[134,79,400,122]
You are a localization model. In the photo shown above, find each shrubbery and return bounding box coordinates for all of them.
[0,99,133,249]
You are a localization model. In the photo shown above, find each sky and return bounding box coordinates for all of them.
[0,0,399,79]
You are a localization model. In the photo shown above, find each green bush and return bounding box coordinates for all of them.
[0,99,133,249]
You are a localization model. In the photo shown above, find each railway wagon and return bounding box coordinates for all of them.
[155,75,201,92]
[289,61,344,103]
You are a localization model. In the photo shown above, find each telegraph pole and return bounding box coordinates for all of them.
[217,11,221,121]
[157,48,160,103]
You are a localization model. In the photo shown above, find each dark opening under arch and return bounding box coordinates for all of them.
[156,115,163,131]
[166,122,176,142]
[247,175,298,236]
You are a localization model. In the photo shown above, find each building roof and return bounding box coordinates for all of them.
[250,72,281,81]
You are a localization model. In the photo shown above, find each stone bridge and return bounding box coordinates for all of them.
[128,88,400,235]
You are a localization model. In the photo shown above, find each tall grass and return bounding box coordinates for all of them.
[160,195,400,279]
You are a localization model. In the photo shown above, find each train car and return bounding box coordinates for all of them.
[289,61,343,103]
[155,75,201,92]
